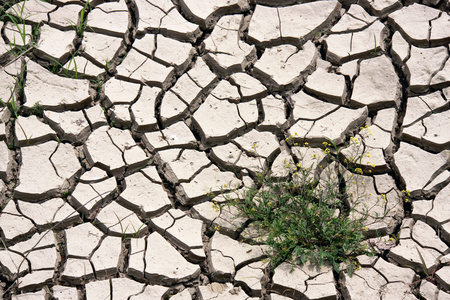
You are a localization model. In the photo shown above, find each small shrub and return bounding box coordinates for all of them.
[221,135,383,275]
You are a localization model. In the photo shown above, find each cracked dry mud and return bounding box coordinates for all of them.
[0,0,449,299]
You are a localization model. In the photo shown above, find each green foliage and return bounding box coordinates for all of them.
[66,0,91,37]
[416,246,429,277]
[371,34,378,57]
[45,51,80,79]
[114,212,145,241]
[408,246,438,286]
[4,1,28,45]
[2,0,39,57]
[222,137,379,275]
[0,87,18,118]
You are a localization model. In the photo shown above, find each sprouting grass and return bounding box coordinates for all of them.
[0,63,32,144]
[114,212,145,240]
[0,87,19,118]
[1,0,39,57]
[219,134,387,276]
[371,33,378,56]
[45,50,80,78]
[66,0,91,38]
[4,1,28,46]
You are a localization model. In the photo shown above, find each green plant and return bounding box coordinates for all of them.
[221,135,384,276]
[2,0,39,56]
[416,246,429,277]
[66,0,91,37]
[45,50,80,78]
[408,246,438,286]
[0,87,18,117]
[0,62,34,144]
[0,86,29,143]
[96,76,104,90]
[105,58,111,72]
[114,213,145,240]
[371,34,378,56]
[29,102,43,116]
[4,1,28,46]
[66,54,79,78]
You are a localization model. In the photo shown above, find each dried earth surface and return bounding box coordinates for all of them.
[0,0,449,299]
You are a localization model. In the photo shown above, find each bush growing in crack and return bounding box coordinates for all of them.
[216,132,392,276]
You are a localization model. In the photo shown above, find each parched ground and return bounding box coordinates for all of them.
[0,0,449,299]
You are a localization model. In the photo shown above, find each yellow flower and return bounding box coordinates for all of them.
[214,225,221,231]
[354,168,363,174]
[401,189,411,196]
[405,198,409,203]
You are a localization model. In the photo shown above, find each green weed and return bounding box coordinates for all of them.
[4,1,28,46]
[0,87,19,118]
[408,246,438,287]
[0,84,29,143]
[66,0,91,37]
[105,58,111,71]
[114,212,145,240]
[371,34,378,56]
[221,135,384,275]
[2,0,39,57]
[45,50,80,78]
